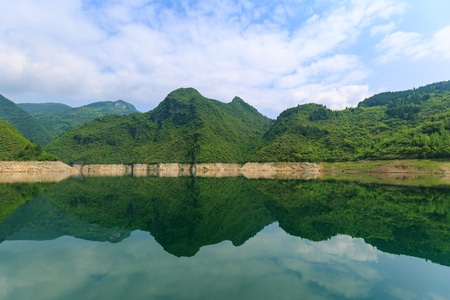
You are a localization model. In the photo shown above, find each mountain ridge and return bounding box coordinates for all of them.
[45,88,271,164]
[3,80,450,163]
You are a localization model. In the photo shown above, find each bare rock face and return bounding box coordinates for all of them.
[0,161,79,182]
[241,162,321,179]
[0,161,78,173]
[79,164,133,176]
[77,162,322,179]
[0,161,322,180]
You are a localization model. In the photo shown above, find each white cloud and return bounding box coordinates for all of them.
[433,25,450,59]
[371,22,396,36]
[0,0,444,117]
[376,24,450,64]
[376,31,431,63]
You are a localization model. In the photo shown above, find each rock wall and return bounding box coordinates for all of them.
[0,161,79,182]
[0,161,78,174]
[79,162,322,179]
[79,164,133,176]
[0,161,322,180]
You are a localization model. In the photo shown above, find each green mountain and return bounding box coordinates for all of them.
[17,102,72,116]
[0,94,52,146]
[0,120,55,161]
[46,88,272,164]
[24,100,138,142]
[253,80,450,161]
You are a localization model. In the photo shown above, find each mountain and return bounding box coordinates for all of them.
[17,102,72,116]
[45,88,272,164]
[25,100,139,142]
[0,120,55,161]
[253,80,450,161]
[0,94,52,146]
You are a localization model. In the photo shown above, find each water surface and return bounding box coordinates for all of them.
[1,177,449,299]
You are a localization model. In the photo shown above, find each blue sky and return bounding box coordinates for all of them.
[1,0,449,118]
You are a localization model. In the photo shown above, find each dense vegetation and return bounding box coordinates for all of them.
[14,176,446,264]
[46,88,272,164]
[254,81,450,161]
[0,96,138,161]
[27,100,138,142]
[42,80,450,164]
[3,80,450,163]
[0,94,52,145]
[0,120,56,161]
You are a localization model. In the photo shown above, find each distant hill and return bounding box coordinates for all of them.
[45,88,272,164]
[0,120,55,161]
[0,94,52,146]
[17,102,72,116]
[253,80,450,161]
[28,100,139,142]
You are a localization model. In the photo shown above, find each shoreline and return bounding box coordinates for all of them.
[2,160,450,183]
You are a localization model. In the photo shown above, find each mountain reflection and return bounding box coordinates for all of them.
[1,176,450,266]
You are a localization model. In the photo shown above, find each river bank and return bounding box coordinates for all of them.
[0,161,78,183]
[2,160,450,183]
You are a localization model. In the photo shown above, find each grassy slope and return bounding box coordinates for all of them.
[0,120,31,160]
[0,94,52,146]
[0,120,55,161]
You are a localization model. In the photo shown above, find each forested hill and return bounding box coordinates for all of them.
[253,80,450,161]
[45,81,450,163]
[358,81,450,108]
[0,94,52,146]
[27,100,139,142]
[45,88,272,164]
[0,120,55,161]
[18,103,72,116]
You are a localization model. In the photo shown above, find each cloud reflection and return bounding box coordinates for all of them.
[0,223,448,300]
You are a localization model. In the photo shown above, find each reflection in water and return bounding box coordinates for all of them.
[1,177,450,299]
[1,225,450,300]
[0,195,130,243]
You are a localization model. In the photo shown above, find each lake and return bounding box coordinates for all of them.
[1,176,450,299]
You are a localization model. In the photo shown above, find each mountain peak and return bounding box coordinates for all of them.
[114,100,137,112]
[166,87,203,102]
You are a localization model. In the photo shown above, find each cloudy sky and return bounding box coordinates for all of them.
[1,0,449,118]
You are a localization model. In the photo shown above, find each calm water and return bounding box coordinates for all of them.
[1,176,450,300]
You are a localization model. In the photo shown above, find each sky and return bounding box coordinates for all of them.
[0,0,449,118]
